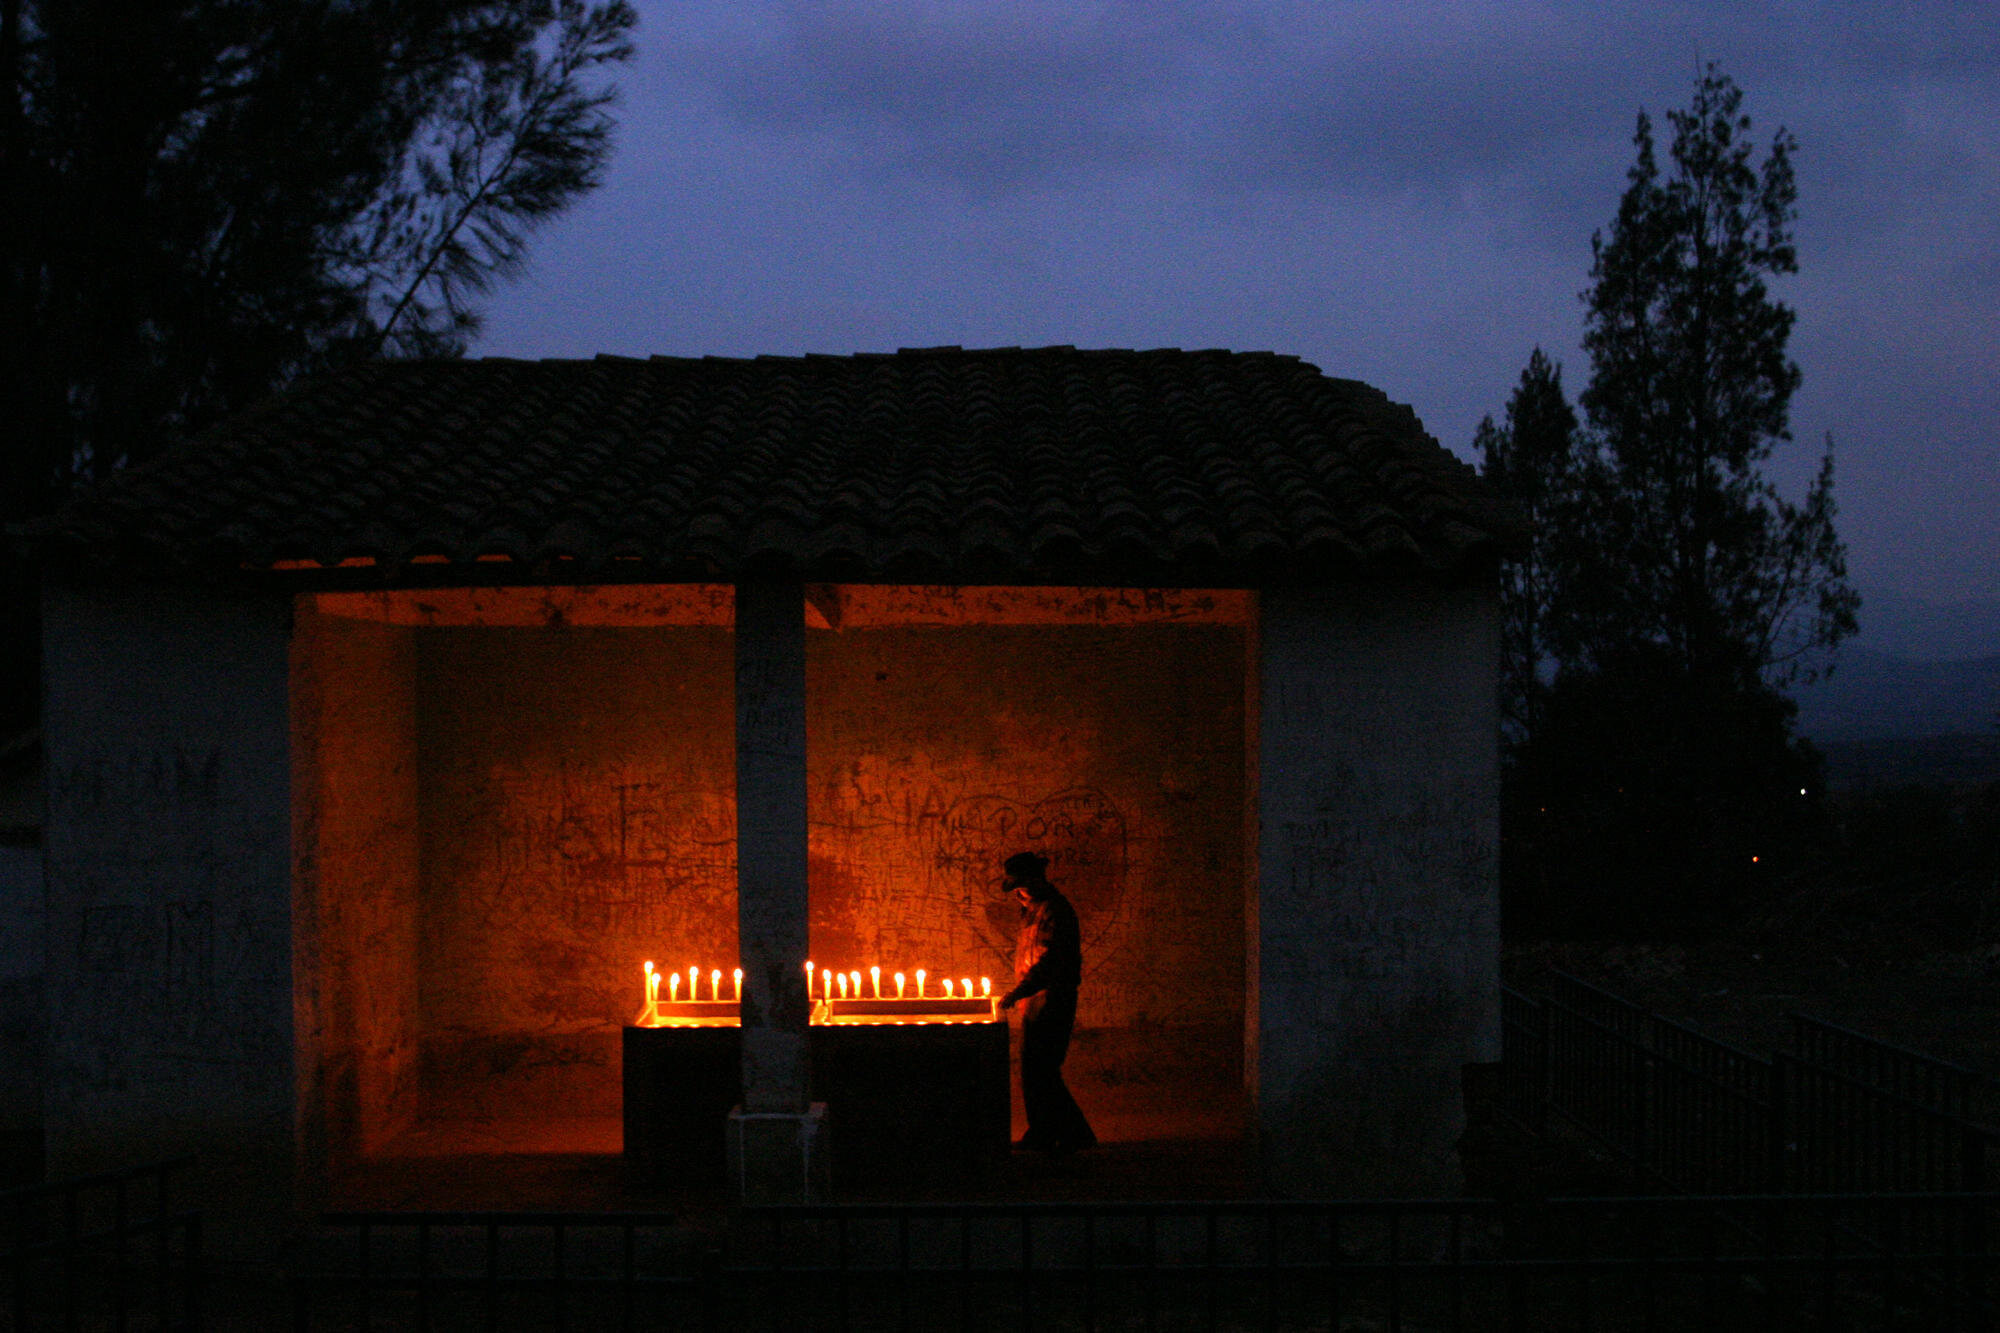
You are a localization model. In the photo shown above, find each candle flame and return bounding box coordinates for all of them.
[711,968,722,1001]
[980,977,991,997]
[915,969,926,998]
[849,970,861,999]
[733,967,743,1001]
[805,960,814,998]
[895,971,906,998]
[942,978,954,998]
[837,972,848,999]
[669,972,680,1002]
[822,968,832,999]
[687,966,697,999]
[644,960,654,976]
[960,978,972,998]
[870,965,881,998]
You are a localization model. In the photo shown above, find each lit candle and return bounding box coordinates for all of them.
[644,961,659,1005]
[821,968,832,999]
[980,977,991,997]
[805,960,815,998]
[849,970,861,999]
[895,972,906,999]
[711,968,722,1001]
[961,978,972,999]
[942,978,954,998]
[669,972,681,1002]
[687,966,698,1001]
[915,969,926,998]
[837,972,848,999]
[870,965,881,998]
[733,968,743,1001]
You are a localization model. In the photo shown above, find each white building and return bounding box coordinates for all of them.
[25,345,1522,1230]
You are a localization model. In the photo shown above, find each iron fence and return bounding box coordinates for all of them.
[288,1209,709,1332]
[1502,973,1998,1195]
[1,1156,202,1332]
[292,1193,1998,1331]
[1790,1015,1982,1121]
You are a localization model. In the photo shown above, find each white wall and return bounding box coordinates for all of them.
[40,581,294,1234]
[1256,580,1501,1196]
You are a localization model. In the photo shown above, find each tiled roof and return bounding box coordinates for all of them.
[37,346,1524,586]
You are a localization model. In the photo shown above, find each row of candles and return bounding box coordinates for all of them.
[642,961,740,1005]
[639,960,993,1006]
[805,961,991,1002]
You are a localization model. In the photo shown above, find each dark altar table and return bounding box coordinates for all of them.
[623,997,1010,1191]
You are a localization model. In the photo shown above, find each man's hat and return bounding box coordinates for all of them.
[1003,852,1049,880]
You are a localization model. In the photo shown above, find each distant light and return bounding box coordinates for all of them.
[1800,787,1808,796]
[1751,855,1760,864]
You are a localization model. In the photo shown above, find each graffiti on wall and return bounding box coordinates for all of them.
[922,787,1130,965]
[800,761,1250,1035]
[1276,769,1497,986]
[51,745,290,1092]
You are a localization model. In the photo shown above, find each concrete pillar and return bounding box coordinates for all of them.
[730,579,825,1201]
[1256,581,1501,1197]
[40,580,295,1246]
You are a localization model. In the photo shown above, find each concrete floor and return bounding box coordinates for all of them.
[327,1081,1251,1212]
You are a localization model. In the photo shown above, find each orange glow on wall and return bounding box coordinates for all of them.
[299,580,1246,1165]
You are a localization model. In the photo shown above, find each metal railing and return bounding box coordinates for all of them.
[1502,972,1998,1195]
[1791,1013,1982,1121]
[289,1209,709,1331]
[1,1156,203,1331]
[293,1193,1999,1331]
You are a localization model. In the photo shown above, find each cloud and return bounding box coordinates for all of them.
[658,1,1997,238]
[663,0,1220,188]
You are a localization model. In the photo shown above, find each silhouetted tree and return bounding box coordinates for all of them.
[0,0,635,731]
[1564,64,1857,687]
[1487,66,1856,936]
[1475,348,1580,747]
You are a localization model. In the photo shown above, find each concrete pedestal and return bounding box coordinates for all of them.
[727,1102,829,1205]
[622,1025,740,1187]
[813,1020,1009,1191]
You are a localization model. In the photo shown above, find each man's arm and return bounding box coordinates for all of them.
[1002,955,1057,1006]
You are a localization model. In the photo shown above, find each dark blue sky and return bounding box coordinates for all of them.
[479,0,1999,621]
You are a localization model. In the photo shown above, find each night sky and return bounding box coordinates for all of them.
[478,1,1999,630]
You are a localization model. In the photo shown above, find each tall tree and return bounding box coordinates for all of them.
[1565,63,1857,687]
[1475,348,1580,746]
[1488,67,1856,935]
[1,0,637,522]
[0,0,635,732]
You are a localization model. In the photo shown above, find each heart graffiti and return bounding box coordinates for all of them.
[923,787,1130,968]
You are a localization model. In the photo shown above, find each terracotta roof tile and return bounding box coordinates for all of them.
[38,345,1525,585]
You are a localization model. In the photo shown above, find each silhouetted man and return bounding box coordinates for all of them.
[997,852,1095,1154]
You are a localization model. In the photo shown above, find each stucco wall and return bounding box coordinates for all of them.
[40,582,294,1213]
[416,626,739,1119]
[806,623,1247,1091]
[291,605,420,1168]
[1257,581,1501,1197]
[398,615,1246,1119]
